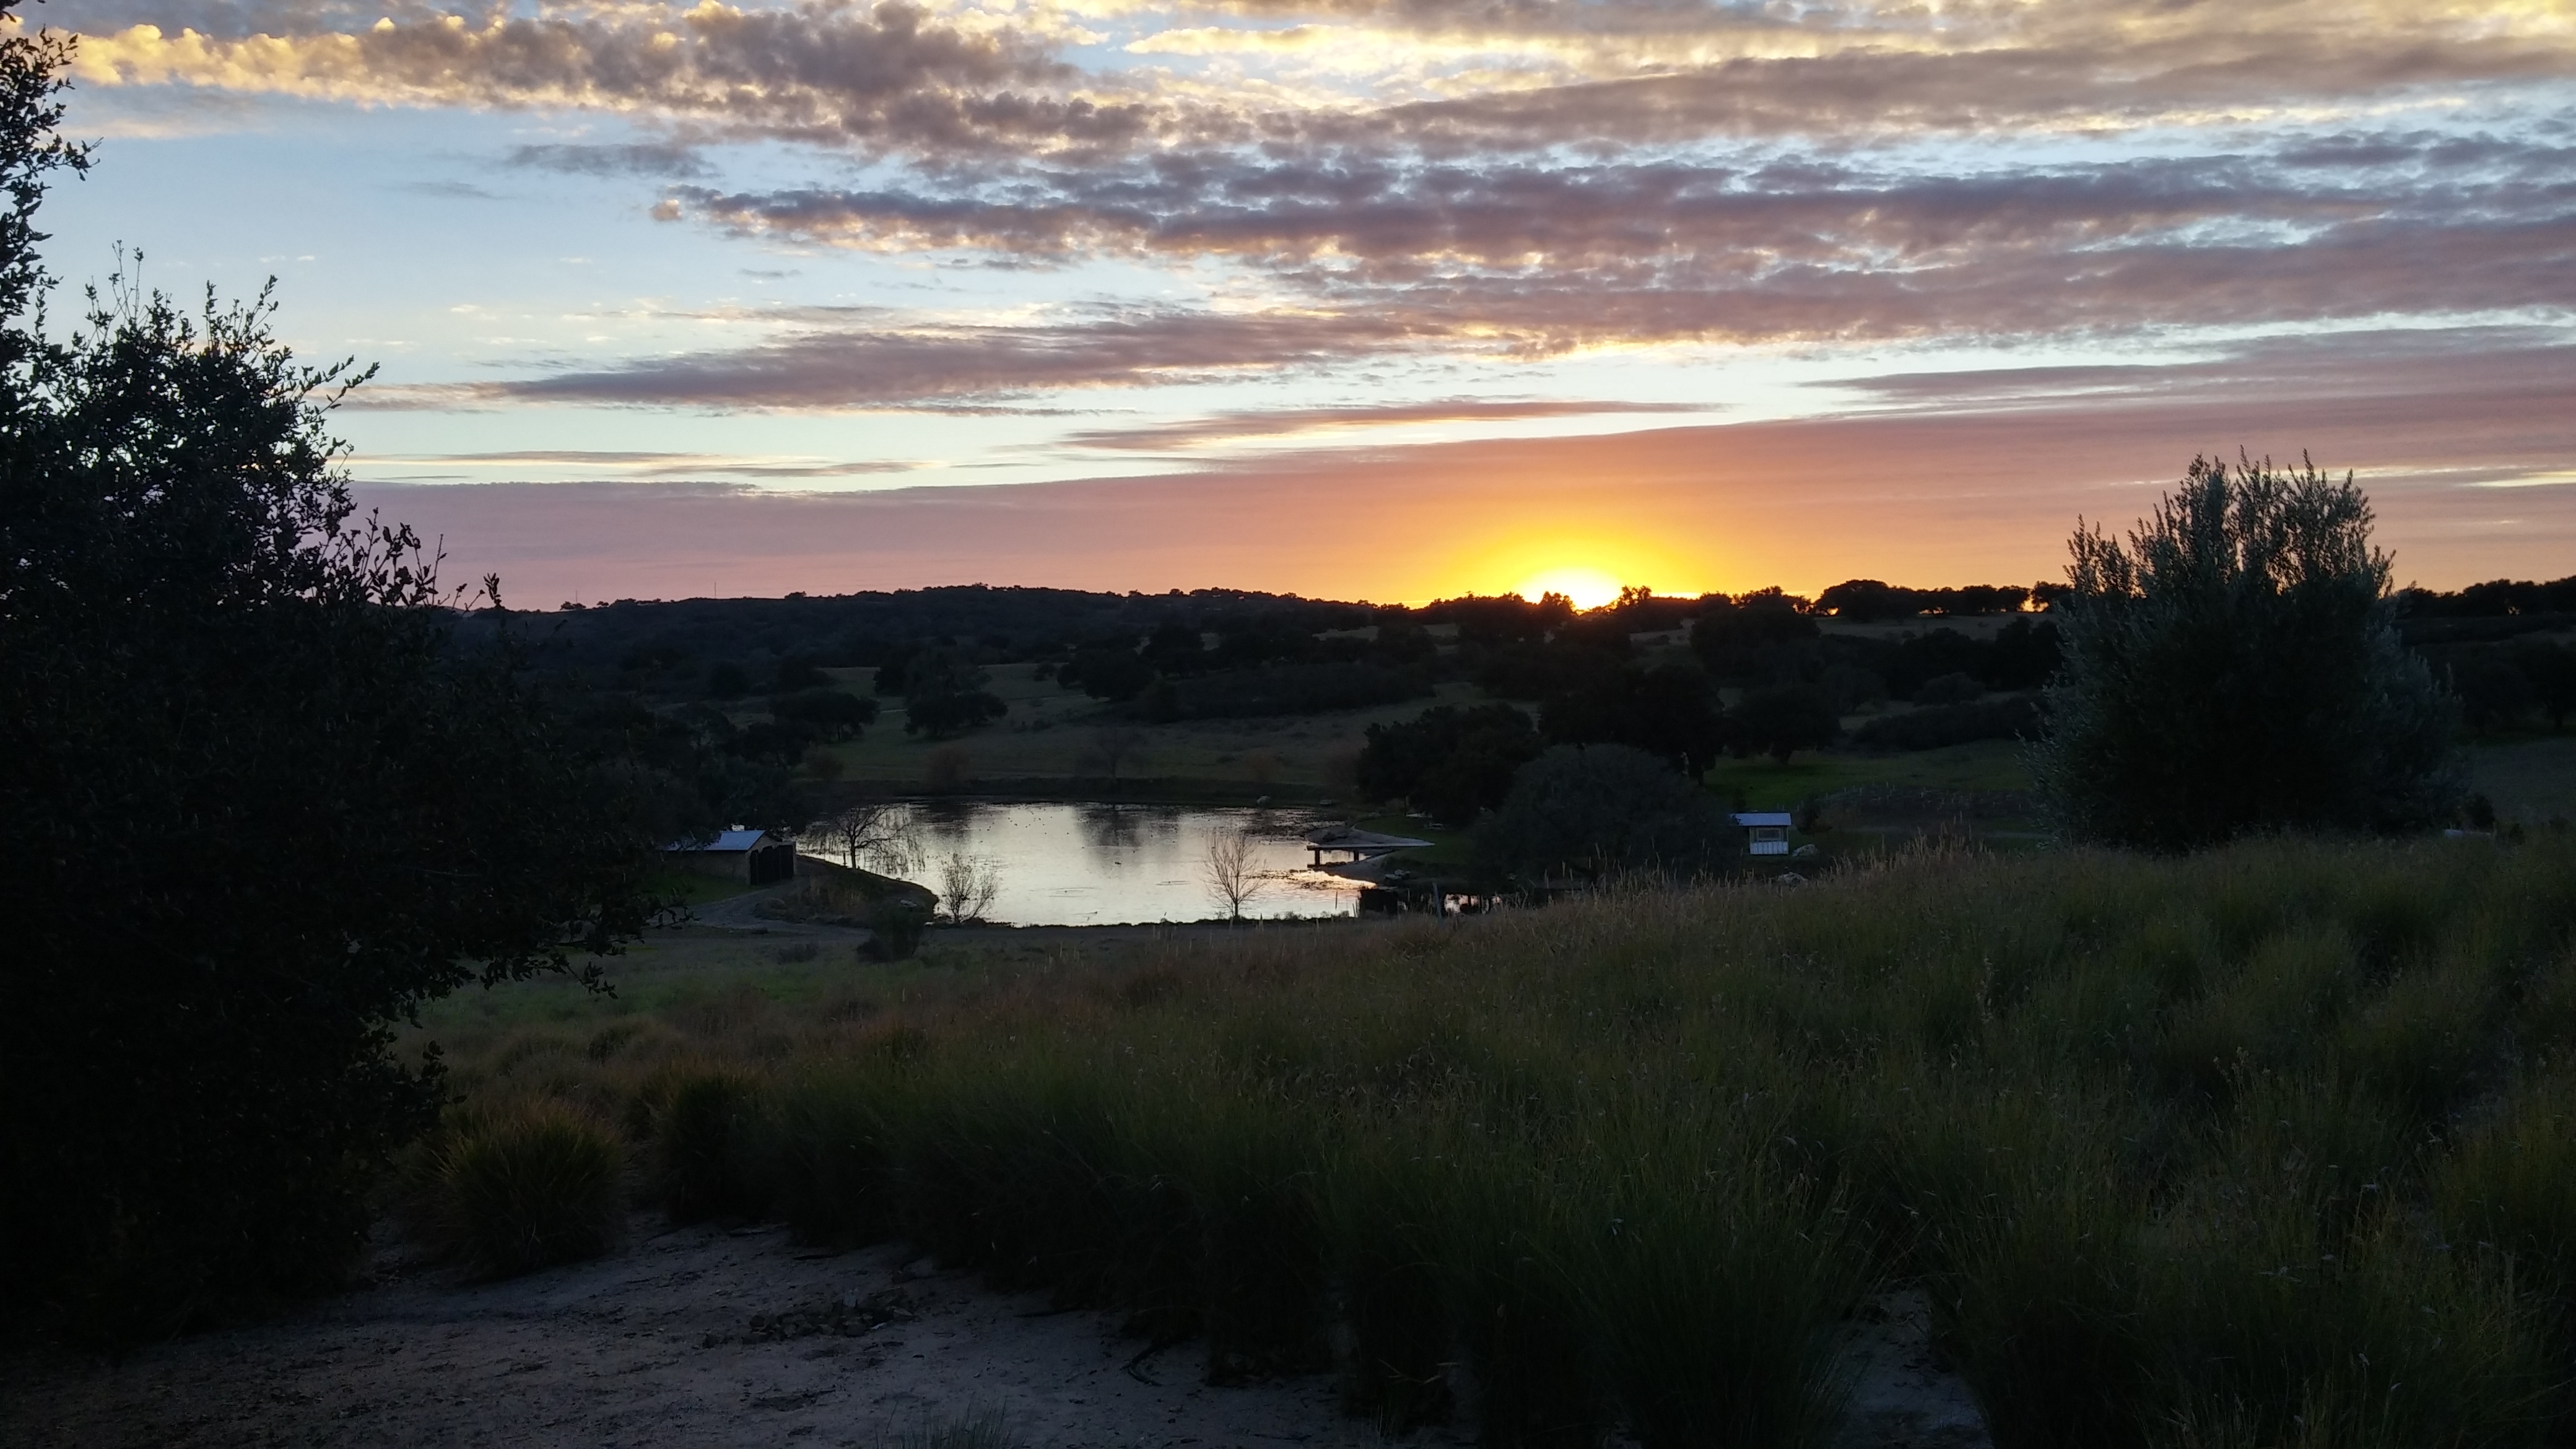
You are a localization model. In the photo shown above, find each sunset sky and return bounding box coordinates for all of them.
[32,0,2576,604]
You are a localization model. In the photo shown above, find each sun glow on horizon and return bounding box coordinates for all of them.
[1513,566,1626,611]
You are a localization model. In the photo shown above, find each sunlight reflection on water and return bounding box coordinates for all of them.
[872,801,1362,927]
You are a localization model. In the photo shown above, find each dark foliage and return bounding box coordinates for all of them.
[2034,453,2457,850]
[0,25,661,1336]
[769,686,877,741]
[1474,630,1630,700]
[1142,661,1429,721]
[1355,703,1544,824]
[1689,589,1817,684]
[554,696,805,836]
[2398,575,2576,619]
[1730,684,1841,763]
[1424,590,1576,645]
[897,648,1006,738]
[1816,580,2032,620]
[704,659,750,698]
[1476,744,1725,881]
[1540,662,1728,777]
[2423,639,2576,733]
[1852,695,2043,752]
[772,655,830,692]
[1060,643,1157,700]
[496,585,1378,686]
[1141,619,1211,674]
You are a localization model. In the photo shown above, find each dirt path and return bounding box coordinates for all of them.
[5,1224,1989,1448]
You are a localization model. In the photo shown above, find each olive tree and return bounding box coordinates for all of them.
[2033,453,2456,851]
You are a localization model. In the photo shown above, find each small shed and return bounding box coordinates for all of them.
[666,828,797,886]
[1731,811,1793,858]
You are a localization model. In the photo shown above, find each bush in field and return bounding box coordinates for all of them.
[2035,454,2457,850]
[1477,743,1723,879]
[1853,694,2040,752]
[1355,702,1543,824]
[411,1103,624,1277]
[0,20,657,1336]
[1730,682,1840,762]
[651,1069,773,1224]
[1540,661,1728,777]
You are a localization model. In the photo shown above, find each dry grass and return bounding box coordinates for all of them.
[425,831,2576,1448]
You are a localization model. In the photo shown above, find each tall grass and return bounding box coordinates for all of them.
[401,1100,624,1277]
[427,833,2576,1447]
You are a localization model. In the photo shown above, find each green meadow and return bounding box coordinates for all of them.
[421,830,2576,1449]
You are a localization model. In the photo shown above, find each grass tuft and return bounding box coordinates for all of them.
[409,1100,624,1277]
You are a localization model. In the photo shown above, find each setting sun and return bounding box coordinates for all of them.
[1514,567,1627,611]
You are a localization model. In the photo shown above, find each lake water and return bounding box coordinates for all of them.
[867,801,1363,927]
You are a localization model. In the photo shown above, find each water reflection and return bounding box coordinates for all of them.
[859,801,1361,927]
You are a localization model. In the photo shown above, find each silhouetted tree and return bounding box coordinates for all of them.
[1690,589,1817,684]
[769,686,877,740]
[2034,453,2456,850]
[1356,703,1543,824]
[705,659,751,698]
[1541,662,1728,777]
[898,648,1006,738]
[1730,684,1841,763]
[1476,744,1722,881]
[2520,639,2576,730]
[0,14,659,1335]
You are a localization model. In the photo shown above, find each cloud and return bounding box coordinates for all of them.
[506,141,711,179]
[1060,398,1713,450]
[64,2,1164,156]
[350,448,925,478]
[418,133,2576,409]
[358,305,1444,409]
[396,177,503,199]
[1827,327,2576,412]
[59,0,2576,162]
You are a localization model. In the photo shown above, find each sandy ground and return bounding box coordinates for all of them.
[4,1221,1989,1449]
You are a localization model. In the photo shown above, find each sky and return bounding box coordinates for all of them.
[27,0,2576,606]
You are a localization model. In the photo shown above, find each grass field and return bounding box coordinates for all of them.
[429,831,2576,1449]
[806,664,1489,797]
[1703,739,2034,810]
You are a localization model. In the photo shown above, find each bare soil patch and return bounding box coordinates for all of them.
[6,1222,1987,1448]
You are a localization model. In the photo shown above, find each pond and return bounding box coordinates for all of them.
[857,801,1364,927]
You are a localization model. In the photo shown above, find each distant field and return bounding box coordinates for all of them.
[787,664,2575,835]
[811,663,1486,797]
[2467,734,2576,825]
[1704,739,2034,810]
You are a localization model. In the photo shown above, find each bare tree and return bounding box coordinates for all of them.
[935,851,1003,924]
[816,799,918,874]
[1085,724,1149,788]
[1204,825,1266,921]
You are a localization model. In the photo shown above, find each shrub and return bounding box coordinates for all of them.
[1853,695,2040,752]
[1477,743,1724,881]
[414,1102,624,1277]
[1355,702,1543,824]
[2034,453,2458,850]
[865,898,931,960]
[1730,682,1840,762]
[651,1069,773,1223]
